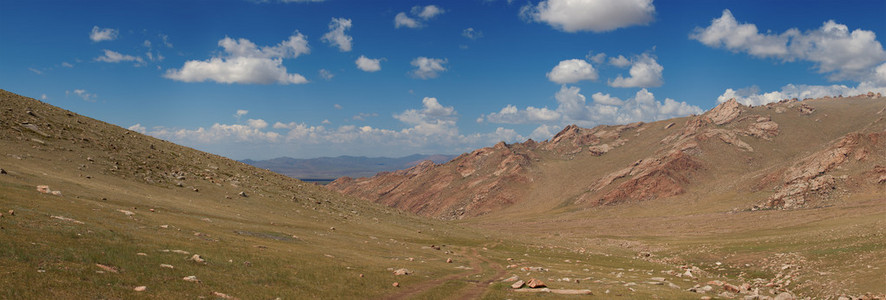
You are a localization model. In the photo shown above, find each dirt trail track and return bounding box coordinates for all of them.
[386,245,506,299]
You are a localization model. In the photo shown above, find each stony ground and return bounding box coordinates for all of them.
[2,89,884,299]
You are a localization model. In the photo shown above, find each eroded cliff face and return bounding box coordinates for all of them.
[329,94,886,218]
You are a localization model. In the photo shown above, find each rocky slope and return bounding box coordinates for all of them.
[329,93,886,219]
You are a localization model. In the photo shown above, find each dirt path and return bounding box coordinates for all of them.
[385,245,506,299]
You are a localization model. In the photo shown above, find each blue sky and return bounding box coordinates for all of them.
[2,0,885,159]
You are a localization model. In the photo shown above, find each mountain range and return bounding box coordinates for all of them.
[240,154,455,180]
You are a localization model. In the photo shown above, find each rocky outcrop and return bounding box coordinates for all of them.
[585,150,702,205]
[704,98,742,125]
[762,130,886,208]
[328,141,537,219]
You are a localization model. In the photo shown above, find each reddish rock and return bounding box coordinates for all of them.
[526,278,546,288]
[511,280,525,289]
[704,98,743,125]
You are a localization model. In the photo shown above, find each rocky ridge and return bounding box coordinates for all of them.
[329,94,886,218]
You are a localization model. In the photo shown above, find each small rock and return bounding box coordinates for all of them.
[182,275,200,282]
[9,210,15,216]
[0,169,6,174]
[446,258,452,263]
[359,274,364,278]
[133,286,147,292]
[238,191,248,197]
[511,280,525,289]
[190,254,205,263]
[393,268,411,276]
[651,277,666,282]
[137,253,147,256]
[503,275,519,282]
[118,209,135,216]
[160,264,174,269]
[212,291,235,299]
[774,292,796,300]
[527,278,546,288]
[724,283,741,293]
[392,282,399,287]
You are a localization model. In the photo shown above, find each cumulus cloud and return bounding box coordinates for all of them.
[394,13,421,29]
[412,5,444,19]
[410,57,447,79]
[546,59,598,84]
[321,18,353,52]
[164,33,309,85]
[140,98,530,158]
[66,89,97,102]
[90,26,118,42]
[485,105,561,124]
[521,0,655,33]
[462,27,483,40]
[318,69,334,80]
[395,5,444,29]
[484,85,703,130]
[355,55,382,72]
[608,53,663,88]
[128,124,147,134]
[717,82,886,106]
[587,52,607,64]
[691,9,886,81]
[95,49,145,65]
[608,55,630,67]
[234,109,248,119]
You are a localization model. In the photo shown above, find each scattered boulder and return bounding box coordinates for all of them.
[51,215,84,224]
[182,275,200,282]
[117,210,135,216]
[238,191,248,197]
[36,185,51,194]
[527,278,546,288]
[446,258,452,263]
[160,264,174,269]
[392,282,399,287]
[588,144,613,156]
[724,283,741,293]
[133,286,147,292]
[774,292,796,300]
[95,264,119,273]
[511,280,525,289]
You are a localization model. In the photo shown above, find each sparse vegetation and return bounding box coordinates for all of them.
[2,90,884,298]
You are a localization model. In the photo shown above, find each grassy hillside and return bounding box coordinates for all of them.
[1,89,883,299]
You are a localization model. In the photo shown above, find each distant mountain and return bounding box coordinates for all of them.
[241,154,456,179]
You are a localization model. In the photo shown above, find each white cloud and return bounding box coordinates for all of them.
[140,97,534,159]
[319,69,334,80]
[355,55,382,72]
[321,18,353,52]
[395,12,421,29]
[462,27,483,40]
[588,52,607,64]
[95,49,145,65]
[521,0,655,33]
[529,124,560,141]
[128,124,147,134]
[608,53,663,88]
[591,92,623,105]
[234,109,249,119]
[410,57,447,79]
[876,63,886,85]
[691,9,886,81]
[159,33,173,48]
[717,82,886,106]
[90,26,118,42]
[395,5,444,29]
[66,89,97,102]
[61,62,74,68]
[40,94,48,100]
[28,68,42,75]
[485,105,561,124]
[546,59,598,84]
[412,5,444,19]
[333,104,343,110]
[608,55,630,67]
[484,85,703,127]
[164,33,309,85]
